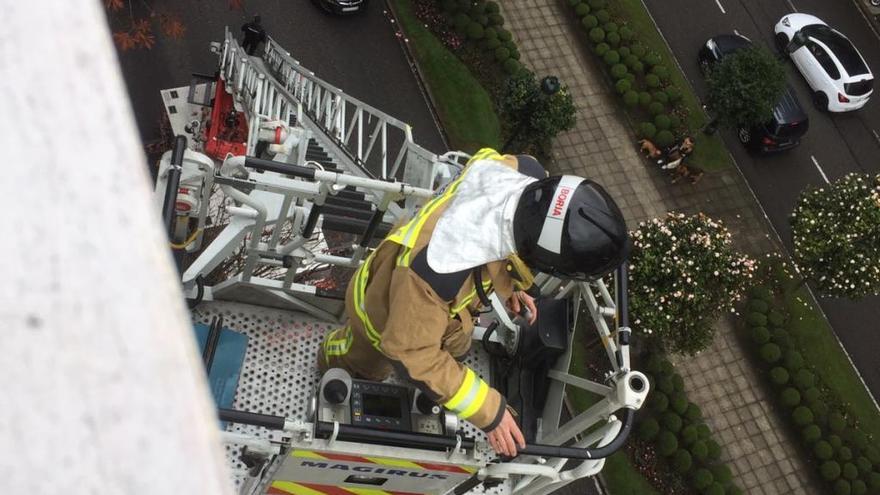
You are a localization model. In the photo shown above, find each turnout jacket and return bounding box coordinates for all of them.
[320,148,545,431]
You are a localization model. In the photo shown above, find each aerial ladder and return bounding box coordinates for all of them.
[152,27,648,495]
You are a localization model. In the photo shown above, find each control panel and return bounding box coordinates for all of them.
[316,368,458,437]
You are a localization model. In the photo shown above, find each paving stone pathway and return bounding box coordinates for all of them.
[497,1,820,493]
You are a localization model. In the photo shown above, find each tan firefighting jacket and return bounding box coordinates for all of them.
[320,148,544,431]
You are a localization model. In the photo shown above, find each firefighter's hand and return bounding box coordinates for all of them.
[506,291,537,325]
[487,410,526,457]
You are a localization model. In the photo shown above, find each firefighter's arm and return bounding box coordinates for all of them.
[380,268,506,431]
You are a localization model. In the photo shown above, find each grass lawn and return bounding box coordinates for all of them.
[611,0,731,172]
[780,274,880,441]
[389,0,501,153]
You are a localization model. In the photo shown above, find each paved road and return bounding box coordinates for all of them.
[641,0,880,399]
[116,0,445,154]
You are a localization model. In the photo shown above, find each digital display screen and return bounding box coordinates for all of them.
[362,393,401,418]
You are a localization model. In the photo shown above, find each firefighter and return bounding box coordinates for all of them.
[319,148,630,457]
[240,15,266,56]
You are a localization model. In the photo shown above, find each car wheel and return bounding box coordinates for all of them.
[813,91,829,112]
[775,33,790,57]
[738,127,751,144]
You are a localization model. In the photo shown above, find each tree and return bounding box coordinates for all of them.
[790,173,880,299]
[628,213,757,355]
[500,70,576,155]
[705,46,786,131]
[105,0,243,51]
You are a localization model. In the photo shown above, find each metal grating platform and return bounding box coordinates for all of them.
[193,301,503,493]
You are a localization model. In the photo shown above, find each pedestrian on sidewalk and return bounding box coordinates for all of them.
[240,15,266,56]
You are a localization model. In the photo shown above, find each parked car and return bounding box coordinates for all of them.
[698,34,809,153]
[312,0,367,15]
[774,14,874,112]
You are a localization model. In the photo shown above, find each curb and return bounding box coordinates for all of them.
[382,0,451,151]
[850,0,880,39]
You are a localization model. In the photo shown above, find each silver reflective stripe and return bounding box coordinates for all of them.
[537,175,583,254]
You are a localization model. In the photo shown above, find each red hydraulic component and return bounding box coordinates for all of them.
[204,77,248,160]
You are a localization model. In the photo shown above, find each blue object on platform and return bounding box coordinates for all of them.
[193,323,248,416]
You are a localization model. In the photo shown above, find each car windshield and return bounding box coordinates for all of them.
[845,78,874,96]
[802,24,869,76]
[771,120,807,139]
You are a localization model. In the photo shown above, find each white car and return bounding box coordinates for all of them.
[774,14,874,112]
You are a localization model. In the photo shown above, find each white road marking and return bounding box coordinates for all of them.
[873,129,880,145]
[811,155,830,184]
[734,29,740,35]
[786,0,798,12]
[715,0,726,13]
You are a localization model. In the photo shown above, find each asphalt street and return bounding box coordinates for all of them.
[641,0,880,399]
[115,0,445,154]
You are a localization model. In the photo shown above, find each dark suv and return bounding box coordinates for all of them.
[698,34,809,153]
[313,0,367,14]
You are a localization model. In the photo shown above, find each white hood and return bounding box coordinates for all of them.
[426,160,538,273]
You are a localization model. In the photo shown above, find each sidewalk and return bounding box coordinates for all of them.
[498,1,818,493]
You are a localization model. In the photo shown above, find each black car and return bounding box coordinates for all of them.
[698,34,809,153]
[313,0,368,15]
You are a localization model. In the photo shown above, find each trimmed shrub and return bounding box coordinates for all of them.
[829,413,847,433]
[750,286,773,301]
[855,456,872,475]
[603,21,619,33]
[770,366,790,385]
[691,440,709,461]
[704,483,725,495]
[575,3,591,16]
[652,91,670,105]
[671,394,688,415]
[619,26,635,41]
[795,369,816,390]
[638,91,652,107]
[453,13,471,31]
[475,14,490,27]
[657,430,679,456]
[488,13,504,26]
[648,101,665,116]
[772,328,792,347]
[697,423,711,440]
[497,28,512,42]
[655,130,674,148]
[623,90,639,107]
[692,468,714,490]
[760,343,782,363]
[839,446,854,462]
[866,446,880,464]
[502,58,522,74]
[672,449,693,473]
[834,480,852,495]
[643,51,662,66]
[781,387,801,408]
[582,15,599,30]
[748,299,769,313]
[822,460,842,480]
[595,9,611,23]
[645,74,661,89]
[706,439,722,460]
[638,417,661,440]
[669,114,682,128]
[812,401,830,422]
[681,424,699,445]
[589,27,606,43]
[851,431,869,450]
[842,462,858,479]
[727,487,743,495]
[611,63,629,81]
[631,43,647,58]
[752,327,771,345]
[466,22,485,40]
[652,65,670,81]
[685,403,702,422]
[829,435,843,450]
[484,27,498,40]
[710,464,733,485]
[623,54,639,68]
[747,312,767,327]
[486,1,501,13]
[588,0,607,8]
[618,46,631,58]
[485,38,502,50]
[657,375,674,394]
[851,480,866,495]
[595,42,610,56]
[661,411,683,433]
[815,440,834,460]
[767,309,786,327]
[615,78,631,94]
[784,350,805,370]
[606,32,621,46]
[508,47,521,60]
[802,424,822,444]
[630,60,645,74]
[869,472,880,490]
[603,50,621,65]
[639,122,657,139]
[793,406,814,426]
[494,47,511,61]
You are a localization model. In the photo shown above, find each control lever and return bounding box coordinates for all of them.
[323,379,349,405]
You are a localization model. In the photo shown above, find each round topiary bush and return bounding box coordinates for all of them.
[851,479,867,495]
[747,312,768,327]
[803,424,822,444]
[767,309,786,327]
[696,423,711,440]
[595,9,611,23]
[498,28,512,41]
[638,417,661,440]
[839,447,854,463]
[582,15,599,29]
[588,0,607,8]
[691,440,709,461]
[603,50,621,65]
[793,406,814,426]
[623,90,639,107]
[870,472,880,490]
[485,27,498,39]
[494,47,510,61]
[648,101,665,116]
[727,487,743,495]
[466,22,485,40]
[781,387,801,408]
[502,58,522,74]
[710,464,732,485]
[630,60,645,74]
[652,91,670,105]
[752,326,771,345]
[603,21,619,33]
[645,74,661,89]
[672,448,693,473]
[771,328,792,347]
[784,350,805,371]
[829,413,847,433]
[618,46,631,58]
[475,14,490,27]
[615,78,631,94]
[508,47,521,60]
[672,372,685,390]
[835,479,852,495]
[623,54,639,68]
[856,456,872,475]
[829,435,843,450]
[606,31,621,46]
[770,366,789,385]
[671,394,688,415]
[639,122,657,139]
[760,343,782,363]
[656,375,674,394]
[638,91,652,107]
[685,403,702,422]
[748,299,770,313]
[453,13,471,31]
[486,1,500,13]
[822,460,842,481]
[655,130,674,148]
[589,27,606,43]
[704,483,725,495]
[706,439,722,460]
[815,440,835,460]
[575,3,591,16]
[662,411,683,433]
[680,424,698,445]
[652,65,670,81]
[795,369,816,390]
[842,462,858,480]
[643,51,662,66]
[812,401,829,423]
[865,446,880,464]
[619,26,635,40]
[488,13,504,26]
[668,114,681,128]
[692,468,714,490]
[485,38,502,50]
[594,42,610,56]
[657,430,679,456]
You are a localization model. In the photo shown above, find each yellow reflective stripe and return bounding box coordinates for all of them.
[449,278,493,316]
[271,482,324,495]
[344,488,393,495]
[291,450,326,460]
[363,457,423,469]
[468,147,502,164]
[324,327,353,358]
[459,380,490,420]
[352,258,382,349]
[444,368,477,412]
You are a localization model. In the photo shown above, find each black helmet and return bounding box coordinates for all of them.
[513,175,630,280]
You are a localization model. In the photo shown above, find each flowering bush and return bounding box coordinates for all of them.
[790,173,880,299]
[629,213,756,355]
